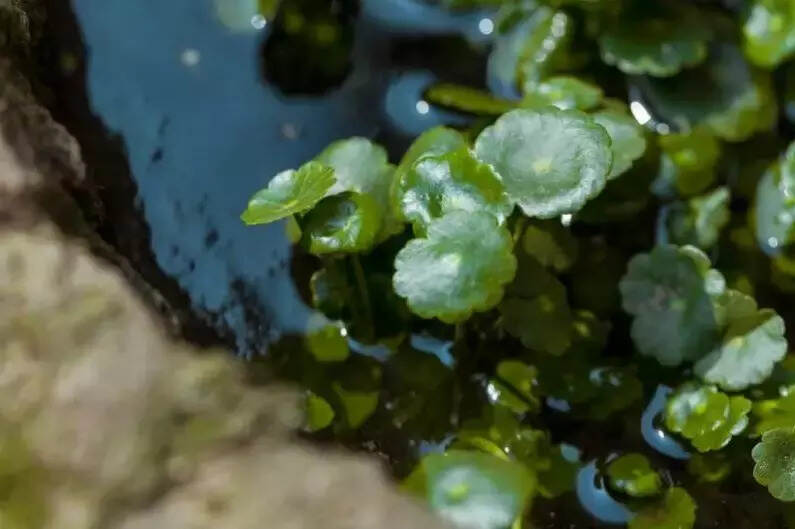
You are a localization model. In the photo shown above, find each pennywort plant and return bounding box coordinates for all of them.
[242,0,795,527]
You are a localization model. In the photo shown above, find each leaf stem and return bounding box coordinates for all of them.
[350,254,375,340]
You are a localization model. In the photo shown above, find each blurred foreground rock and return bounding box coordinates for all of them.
[0,4,445,529]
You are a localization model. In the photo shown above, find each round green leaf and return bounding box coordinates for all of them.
[394,211,517,323]
[752,427,795,501]
[687,452,732,483]
[474,107,612,218]
[593,109,647,180]
[742,0,795,68]
[599,13,710,77]
[666,187,731,250]
[425,84,516,116]
[315,137,401,239]
[300,191,381,255]
[522,76,603,111]
[606,453,662,499]
[633,43,777,142]
[664,382,750,452]
[241,161,336,225]
[395,147,513,235]
[405,450,536,529]
[305,391,335,432]
[488,360,541,415]
[620,245,725,366]
[628,487,696,529]
[516,8,574,89]
[521,220,579,272]
[695,302,787,391]
[305,315,349,363]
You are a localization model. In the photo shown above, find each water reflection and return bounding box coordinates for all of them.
[641,385,691,460]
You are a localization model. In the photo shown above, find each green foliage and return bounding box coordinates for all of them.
[664,382,751,452]
[300,192,381,254]
[742,0,795,68]
[592,108,647,180]
[241,161,335,224]
[752,427,795,501]
[665,187,731,250]
[628,488,696,529]
[620,245,725,366]
[694,290,787,391]
[239,0,795,515]
[606,453,662,498]
[474,107,612,218]
[394,211,517,323]
[404,450,536,529]
[598,7,710,77]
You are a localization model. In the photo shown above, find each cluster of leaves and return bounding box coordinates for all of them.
[241,0,795,527]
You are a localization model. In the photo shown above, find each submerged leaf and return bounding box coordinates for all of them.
[606,453,662,499]
[521,219,579,272]
[628,487,696,529]
[394,211,517,323]
[404,450,536,529]
[522,76,603,111]
[655,128,721,197]
[241,161,335,224]
[300,192,381,254]
[488,360,541,415]
[755,143,795,254]
[753,388,795,437]
[304,391,335,432]
[620,245,724,366]
[752,427,795,501]
[395,147,513,235]
[474,107,612,218]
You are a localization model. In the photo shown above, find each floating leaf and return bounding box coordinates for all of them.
[628,487,696,529]
[488,360,541,415]
[694,290,787,391]
[305,315,349,363]
[315,137,401,239]
[404,450,536,529]
[395,147,513,235]
[606,453,663,498]
[522,76,603,111]
[752,427,795,501]
[655,128,721,197]
[664,382,751,452]
[425,84,516,116]
[300,192,381,254]
[598,9,710,77]
[633,43,777,142]
[474,107,612,218]
[394,211,517,323]
[593,109,647,180]
[521,219,579,272]
[305,391,335,432]
[742,0,795,68]
[499,255,573,355]
[666,187,731,250]
[241,161,335,225]
[686,452,732,483]
[620,245,725,366]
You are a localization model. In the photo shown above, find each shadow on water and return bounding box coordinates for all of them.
[39,0,494,353]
